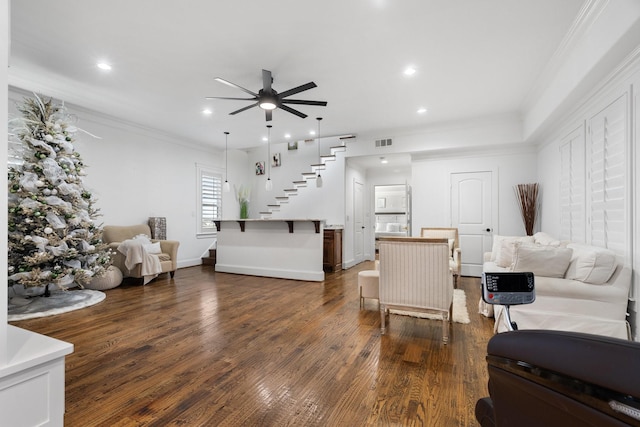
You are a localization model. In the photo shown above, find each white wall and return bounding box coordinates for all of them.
[9,87,222,268]
[411,147,539,237]
[1,3,8,364]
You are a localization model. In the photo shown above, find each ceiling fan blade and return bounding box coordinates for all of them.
[281,99,328,106]
[214,77,258,97]
[278,82,317,99]
[205,96,257,101]
[262,69,273,92]
[265,110,273,122]
[229,102,259,115]
[279,104,308,119]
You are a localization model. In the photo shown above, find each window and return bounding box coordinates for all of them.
[558,92,629,258]
[587,94,628,255]
[197,164,223,236]
[559,125,586,242]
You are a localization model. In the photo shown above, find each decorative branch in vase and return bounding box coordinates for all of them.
[234,184,251,219]
[514,183,539,236]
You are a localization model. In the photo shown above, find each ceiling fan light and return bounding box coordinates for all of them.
[259,101,277,110]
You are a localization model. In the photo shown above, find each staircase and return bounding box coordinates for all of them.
[201,248,216,266]
[259,141,348,217]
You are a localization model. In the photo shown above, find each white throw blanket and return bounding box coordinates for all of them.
[117,239,162,285]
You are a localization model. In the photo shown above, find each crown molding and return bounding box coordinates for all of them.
[521,0,609,112]
[8,85,213,153]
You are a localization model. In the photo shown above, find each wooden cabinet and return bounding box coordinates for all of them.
[323,228,343,272]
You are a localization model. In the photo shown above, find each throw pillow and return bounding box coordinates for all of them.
[511,243,573,278]
[490,235,535,262]
[533,231,562,247]
[564,244,617,285]
[144,242,162,254]
[133,234,152,245]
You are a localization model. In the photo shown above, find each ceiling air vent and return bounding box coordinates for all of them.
[375,138,393,147]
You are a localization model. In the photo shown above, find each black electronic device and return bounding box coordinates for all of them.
[482,271,535,331]
[482,271,535,306]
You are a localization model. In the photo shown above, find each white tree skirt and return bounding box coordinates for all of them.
[8,289,106,321]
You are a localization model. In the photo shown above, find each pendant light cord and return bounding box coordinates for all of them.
[224,131,229,182]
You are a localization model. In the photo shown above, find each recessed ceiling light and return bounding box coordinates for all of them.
[403,66,416,76]
[284,133,291,139]
[262,136,268,142]
[309,130,316,136]
[97,62,112,71]
[202,109,212,115]
[380,157,388,164]
[417,107,427,114]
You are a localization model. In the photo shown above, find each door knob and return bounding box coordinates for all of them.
[485,228,492,232]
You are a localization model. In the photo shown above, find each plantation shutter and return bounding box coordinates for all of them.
[198,167,222,235]
[559,126,586,242]
[587,94,628,255]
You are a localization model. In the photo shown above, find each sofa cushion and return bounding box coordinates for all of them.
[511,243,573,278]
[386,223,401,232]
[564,244,617,285]
[491,235,535,265]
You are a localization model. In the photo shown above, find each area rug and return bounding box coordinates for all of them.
[390,289,471,324]
[8,289,106,321]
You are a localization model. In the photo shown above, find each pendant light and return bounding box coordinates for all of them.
[265,125,273,191]
[316,117,323,188]
[223,131,230,192]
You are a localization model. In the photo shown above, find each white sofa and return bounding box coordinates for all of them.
[479,232,632,340]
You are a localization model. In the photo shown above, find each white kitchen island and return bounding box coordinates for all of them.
[214,219,325,281]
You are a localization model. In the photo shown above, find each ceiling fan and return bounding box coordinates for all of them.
[206,69,327,121]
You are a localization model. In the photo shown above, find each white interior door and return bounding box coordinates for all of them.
[451,171,494,277]
[354,180,364,264]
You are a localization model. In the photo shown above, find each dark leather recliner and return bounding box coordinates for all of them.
[476,330,640,427]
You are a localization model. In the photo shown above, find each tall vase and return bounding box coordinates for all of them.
[240,200,249,219]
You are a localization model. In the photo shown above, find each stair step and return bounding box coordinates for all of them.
[330,145,346,153]
[302,172,317,179]
[267,204,281,209]
[201,257,216,266]
[321,155,336,162]
[293,181,308,187]
[259,211,272,216]
[275,197,289,203]
[311,163,326,170]
[284,188,298,193]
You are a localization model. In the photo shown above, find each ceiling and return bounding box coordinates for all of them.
[9,0,586,151]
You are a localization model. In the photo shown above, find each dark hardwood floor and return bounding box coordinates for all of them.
[12,262,495,426]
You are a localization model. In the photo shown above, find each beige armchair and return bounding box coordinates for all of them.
[420,227,461,287]
[103,224,179,280]
[378,237,454,343]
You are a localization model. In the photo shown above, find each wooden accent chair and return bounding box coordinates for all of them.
[378,237,454,343]
[420,227,461,288]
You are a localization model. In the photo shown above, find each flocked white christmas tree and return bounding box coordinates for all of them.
[8,95,111,296]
